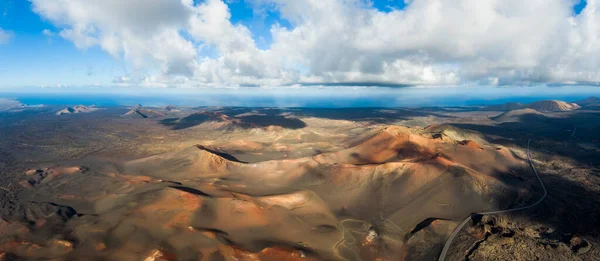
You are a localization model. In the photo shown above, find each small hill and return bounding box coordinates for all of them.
[123,145,241,179]
[315,126,439,164]
[526,100,580,112]
[122,108,166,119]
[55,105,98,115]
[483,102,525,111]
[492,108,546,123]
[159,111,238,130]
[425,124,488,145]
[164,105,180,112]
[482,100,580,112]
[575,96,600,106]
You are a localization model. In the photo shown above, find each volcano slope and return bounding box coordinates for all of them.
[7,125,538,261]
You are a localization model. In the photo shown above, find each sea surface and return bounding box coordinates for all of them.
[1,86,599,108]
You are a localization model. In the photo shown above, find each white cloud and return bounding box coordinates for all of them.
[259,0,598,85]
[29,0,600,87]
[0,27,13,44]
[42,29,55,37]
[30,0,197,76]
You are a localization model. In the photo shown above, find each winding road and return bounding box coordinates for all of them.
[438,139,548,261]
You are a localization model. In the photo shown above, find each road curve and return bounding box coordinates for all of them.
[438,139,548,261]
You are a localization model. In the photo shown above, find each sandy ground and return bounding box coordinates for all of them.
[0,106,599,260]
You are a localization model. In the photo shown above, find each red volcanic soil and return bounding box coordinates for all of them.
[8,125,534,261]
[459,140,484,150]
[314,126,441,164]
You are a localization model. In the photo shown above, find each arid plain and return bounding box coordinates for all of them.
[0,99,599,261]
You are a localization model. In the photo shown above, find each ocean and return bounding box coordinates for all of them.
[1,86,599,108]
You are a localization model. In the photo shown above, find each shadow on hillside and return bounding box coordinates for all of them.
[457,111,600,141]
[452,111,600,166]
[195,145,247,163]
[160,107,456,130]
[289,107,455,123]
[515,167,600,238]
[160,112,307,130]
[448,111,600,239]
[488,141,600,238]
[436,139,600,260]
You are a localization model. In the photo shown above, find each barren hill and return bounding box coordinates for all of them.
[122,108,166,118]
[492,108,547,122]
[164,105,180,112]
[55,105,98,115]
[482,100,581,112]
[526,100,580,112]
[575,96,600,106]
[15,125,535,261]
[425,124,488,145]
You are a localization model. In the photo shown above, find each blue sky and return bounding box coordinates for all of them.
[0,0,595,89]
[0,0,122,87]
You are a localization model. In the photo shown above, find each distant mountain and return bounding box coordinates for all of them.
[575,96,600,106]
[527,100,581,112]
[56,105,98,116]
[483,99,582,112]
[164,105,180,112]
[122,108,166,118]
[492,108,546,122]
[482,102,526,111]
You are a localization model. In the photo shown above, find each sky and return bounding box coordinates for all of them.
[0,0,598,91]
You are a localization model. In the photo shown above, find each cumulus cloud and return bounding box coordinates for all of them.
[30,0,197,76]
[29,0,600,87]
[0,27,13,44]
[260,0,598,85]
